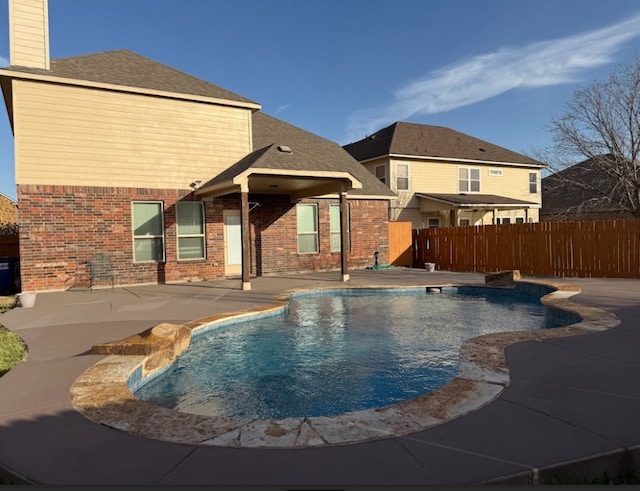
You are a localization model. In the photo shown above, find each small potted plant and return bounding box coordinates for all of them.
[17,292,36,308]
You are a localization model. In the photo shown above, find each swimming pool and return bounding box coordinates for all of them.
[134,286,558,419]
[72,276,618,448]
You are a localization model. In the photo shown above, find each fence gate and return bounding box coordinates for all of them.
[388,221,413,267]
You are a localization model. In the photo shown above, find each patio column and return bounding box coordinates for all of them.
[240,190,251,290]
[340,191,349,282]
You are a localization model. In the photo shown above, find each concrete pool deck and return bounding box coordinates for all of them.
[1,268,640,485]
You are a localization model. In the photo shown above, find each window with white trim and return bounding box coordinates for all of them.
[459,167,480,192]
[396,163,409,191]
[374,164,386,185]
[516,217,525,224]
[329,203,350,252]
[176,202,205,260]
[297,203,318,253]
[132,201,165,262]
[529,172,538,193]
[427,218,440,228]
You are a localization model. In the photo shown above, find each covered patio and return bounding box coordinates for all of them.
[416,192,539,227]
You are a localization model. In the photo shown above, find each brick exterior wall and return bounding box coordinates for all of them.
[0,195,17,224]
[17,185,390,292]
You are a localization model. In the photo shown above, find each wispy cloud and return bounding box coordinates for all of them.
[0,55,8,67]
[345,13,640,141]
[275,103,291,115]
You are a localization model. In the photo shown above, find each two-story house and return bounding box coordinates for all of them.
[0,0,395,292]
[344,122,544,228]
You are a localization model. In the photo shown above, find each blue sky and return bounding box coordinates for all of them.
[1,0,640,200]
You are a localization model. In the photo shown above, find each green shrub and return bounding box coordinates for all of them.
[0,297,25,376]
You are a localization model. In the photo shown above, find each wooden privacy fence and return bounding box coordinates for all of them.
[413,219,640,278]
[388,221,413,267]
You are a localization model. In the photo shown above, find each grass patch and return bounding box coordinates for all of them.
[0,296,17,314]
[0,296,26,376]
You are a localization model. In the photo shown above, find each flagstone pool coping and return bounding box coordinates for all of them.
[70,278,620,449]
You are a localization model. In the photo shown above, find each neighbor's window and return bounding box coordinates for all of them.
[516,217,525,224]
[329,203,350,252]
[459,219,471,227]
[132,201,165,262]
[374,164,386,185]
[427,218,440,228]
[459,167,480,192]
[529,172,538,193]
[396,163,409,191]
[176,202,205,260]
[297,203,318,253]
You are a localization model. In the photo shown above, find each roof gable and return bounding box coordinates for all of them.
[5,49,257,105]
[344,121,542,166]
[202,112,395,198]
[251,113,395,197]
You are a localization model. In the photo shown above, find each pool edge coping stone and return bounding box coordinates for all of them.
[70,276,621,448]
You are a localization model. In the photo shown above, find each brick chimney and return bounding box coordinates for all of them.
[8,0,50,70]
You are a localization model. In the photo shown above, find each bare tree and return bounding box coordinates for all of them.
[542,57,640,219]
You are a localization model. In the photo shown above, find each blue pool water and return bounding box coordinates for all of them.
[135,288,555,419]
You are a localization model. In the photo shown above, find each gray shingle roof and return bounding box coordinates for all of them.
[6,49,257,104]
[203,112,396,197]
[252,112,396,197]
[344,121,543,166]
[542,155,623,213]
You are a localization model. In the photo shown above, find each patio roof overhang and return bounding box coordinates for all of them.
[416,193,539,211]
[196,168,363,200]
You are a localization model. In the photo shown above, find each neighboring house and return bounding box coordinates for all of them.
[0,0,395,292]
[343,122,544,228]
[0,193,17,224]
[542,155,634,221]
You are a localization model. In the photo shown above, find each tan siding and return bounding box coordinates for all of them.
[393,157,541,205]
[481,166,541,204]
[377,157,542,228]
[9,0,49,69]
[13,80,253,189]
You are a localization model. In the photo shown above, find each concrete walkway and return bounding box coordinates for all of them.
[0,268,639,485]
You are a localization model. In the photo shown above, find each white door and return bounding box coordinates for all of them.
[224,210,242,275]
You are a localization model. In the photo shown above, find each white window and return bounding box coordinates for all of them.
[297,203,318,253]
[132,201,165,262]
[396,163,409,191]
[329,204,350,252]
[176,202,205,260]
[374,164,386,185]
[427,218,440,228]
[529,172,538,193]
[459,167,480,192]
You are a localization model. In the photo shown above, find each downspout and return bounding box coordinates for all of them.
[240,189,251,291]
[340,191,349,282]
